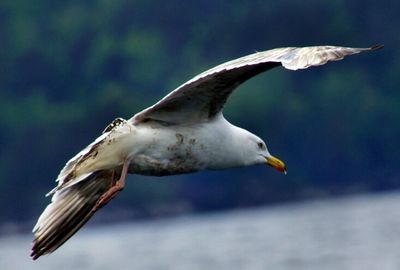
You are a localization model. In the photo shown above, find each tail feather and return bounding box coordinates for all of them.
[31,170,120,260]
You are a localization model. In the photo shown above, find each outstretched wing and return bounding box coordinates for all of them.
[31,118,134,259]
[131,45,382,125]
[31,169,121,260]
[50,118,130,194]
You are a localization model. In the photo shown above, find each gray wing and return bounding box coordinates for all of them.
[31,170,120,260]
[131,45,382,125]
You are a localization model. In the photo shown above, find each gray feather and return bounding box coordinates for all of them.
[131,45,382,124]
[31,170,119,260]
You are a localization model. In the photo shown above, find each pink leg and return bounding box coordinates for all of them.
[95,159,130,209]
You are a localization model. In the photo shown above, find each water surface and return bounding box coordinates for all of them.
[2,192,400,270]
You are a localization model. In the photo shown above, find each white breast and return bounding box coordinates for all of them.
[128,114,246,176]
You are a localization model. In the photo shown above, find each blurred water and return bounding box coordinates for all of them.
[2,192,400,270]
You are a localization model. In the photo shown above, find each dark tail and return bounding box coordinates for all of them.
[31,170,120,260]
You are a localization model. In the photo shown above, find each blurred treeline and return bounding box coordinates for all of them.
[0,0,398,228]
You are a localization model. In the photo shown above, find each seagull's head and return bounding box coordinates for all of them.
[248,134,287,174]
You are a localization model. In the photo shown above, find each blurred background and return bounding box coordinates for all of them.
[0,0,399,269]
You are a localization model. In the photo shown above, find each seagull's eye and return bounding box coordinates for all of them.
[257,142,264,149]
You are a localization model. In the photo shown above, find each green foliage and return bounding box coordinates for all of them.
[0,0,398,226]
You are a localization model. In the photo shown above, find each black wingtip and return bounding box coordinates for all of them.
[30,170,118,260]
[30,251,40,261]
[370,44,384,50]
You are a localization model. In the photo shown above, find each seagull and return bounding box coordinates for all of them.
[31,45,382,259]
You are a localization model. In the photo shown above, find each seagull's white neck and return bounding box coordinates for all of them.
[201,114,264,170]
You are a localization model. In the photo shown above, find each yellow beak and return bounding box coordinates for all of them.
[265,155,287,174]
